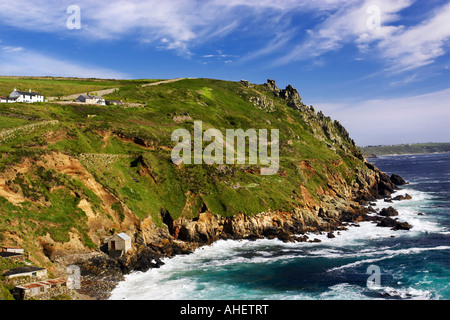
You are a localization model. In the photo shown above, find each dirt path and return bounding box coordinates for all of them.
[47,78,195,101]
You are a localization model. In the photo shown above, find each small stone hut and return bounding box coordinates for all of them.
[3,266,47,281]
[107,233,131,254]
[13,278,68,300]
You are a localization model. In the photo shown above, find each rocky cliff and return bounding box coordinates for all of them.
[0,77,404,299]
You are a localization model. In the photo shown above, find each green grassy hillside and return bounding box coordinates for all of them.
[0,77,373,299]
[0,76,159,98]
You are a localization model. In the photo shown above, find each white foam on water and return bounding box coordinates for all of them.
[370,187,448,236]
[379,286,435,300]
[327,246,450,272]
[319,283,371,300]
[110,185,448,300]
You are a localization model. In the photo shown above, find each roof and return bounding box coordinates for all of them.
[110,232,131,241]
[13,90,42,97]
[16,278,67,290]
[77,94,104,100]
[3,266,46,277]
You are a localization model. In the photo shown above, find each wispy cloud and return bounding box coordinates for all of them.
[315,88,450,145]
[0,45,129,79]
[274,0,413,64]
[274,0,450,72]
[0,0,355,53]
[374,2,450,71]
[0,0,448,73]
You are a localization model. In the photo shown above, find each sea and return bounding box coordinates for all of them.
[110,152,450,300]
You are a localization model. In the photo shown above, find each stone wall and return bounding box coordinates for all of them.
[0,120,59,142]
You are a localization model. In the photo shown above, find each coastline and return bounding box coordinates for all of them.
[364,151,450,158]
[107,188,426,300]
[77,190,417,300]
[55,157,413,300]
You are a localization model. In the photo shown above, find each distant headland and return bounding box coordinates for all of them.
[360,142,450,158]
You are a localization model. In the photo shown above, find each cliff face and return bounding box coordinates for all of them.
[167,152,397,244]
[0,77,402,297]
[163,79,398,245]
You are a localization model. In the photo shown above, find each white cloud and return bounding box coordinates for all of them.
[0,0,241,52]
[0,0,356,54]
[375,2,450,71]
[274,0,450,72]
[0,46,129,79]
[315,88,450,146]
[0,0,448,72]
[275,0,414,64]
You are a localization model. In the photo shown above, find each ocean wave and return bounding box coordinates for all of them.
[110,175,449,300]
[378,286,435,300]
[327,246,450,272]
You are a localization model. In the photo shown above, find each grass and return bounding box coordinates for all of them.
[0,77,161,98]
[0,76,367,263]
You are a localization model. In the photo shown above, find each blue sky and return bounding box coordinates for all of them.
[0,0,449,146]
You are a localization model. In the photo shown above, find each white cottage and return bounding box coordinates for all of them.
[107,233,132,254]
[76,94,106,105]
[0,96,15,103]
[9,89,44,103]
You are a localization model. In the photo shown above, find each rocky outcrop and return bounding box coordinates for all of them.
[379,206,399,217]
[391,174,408,185]
[249,95,275,112]
[168,210,330,244]
[392,194,412,201]
[377,217,412,231]
[264,79,363,159]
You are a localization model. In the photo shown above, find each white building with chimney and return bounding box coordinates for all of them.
[8,88,45,103]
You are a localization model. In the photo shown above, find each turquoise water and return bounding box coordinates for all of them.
[110,153,450,300]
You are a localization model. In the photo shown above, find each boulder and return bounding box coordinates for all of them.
[393,221,413,231]
[277,231,295,243]
[392,193,412,201]
[379,206,398,217]
[376,217,412,231]
[376,217,398,228]
[390,174,407,185]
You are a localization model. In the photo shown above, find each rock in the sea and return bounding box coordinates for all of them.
[392,194,412,201]
[377,217,398,228]
[393,221,413,231]
[379,206,399,217]
[376,217,412,231]
[277,231,295,243]
[390,174,407,185]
